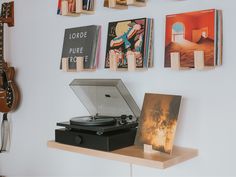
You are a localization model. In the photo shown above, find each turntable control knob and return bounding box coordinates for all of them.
[75,136,82,145]
[121,115,127,120]
[128,115,133,120]
[119,115,127,125]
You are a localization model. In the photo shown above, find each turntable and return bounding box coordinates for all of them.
[55,79,141,151]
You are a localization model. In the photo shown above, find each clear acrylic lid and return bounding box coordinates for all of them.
[69,79,140,119]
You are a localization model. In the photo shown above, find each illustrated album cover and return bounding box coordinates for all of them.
[105,17,154,69]
[164,9,223,68]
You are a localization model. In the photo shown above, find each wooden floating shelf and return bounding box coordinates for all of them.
[81,10,95,15]
[170,51,216,70]
[58,0,95,17]
[130,2,146,7]
[47,140,198,169]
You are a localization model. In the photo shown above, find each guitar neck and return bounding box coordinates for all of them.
[0,23,4,64]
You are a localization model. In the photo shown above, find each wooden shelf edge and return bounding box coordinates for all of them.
[61,13,81,17]
[111,5,128,10]
[129,2,146,7]
[47,140,198,169]
[81,10,95,15]
[60,11,95,16]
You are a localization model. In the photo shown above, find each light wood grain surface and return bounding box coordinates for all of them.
[47,140,198,169]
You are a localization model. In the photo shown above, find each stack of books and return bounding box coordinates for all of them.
[105,18,154,71]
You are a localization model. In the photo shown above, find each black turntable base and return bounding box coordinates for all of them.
[55,79,141,151]
[55,128,137,151]
[57,115,138,135]
[56,115,138,151]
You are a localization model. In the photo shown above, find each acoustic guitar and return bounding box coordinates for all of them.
[0,1,20,153]
[0,2,19,113]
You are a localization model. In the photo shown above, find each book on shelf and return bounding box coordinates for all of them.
[116,0,128,6]
[82,0,95,11]
[109,0,128,9]
[61,0,77,15]
[104,0,146,7]
[58,0,95,15]
[135,93,182,154]
[105,17,154,70]
[128,0,147,5]
[164,9,223,68]
[60,25,101,70]
[103,0,109,7]
[57,0,62,14]
[103,0,127,9]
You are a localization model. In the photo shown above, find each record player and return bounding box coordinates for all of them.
[55,79,141,151]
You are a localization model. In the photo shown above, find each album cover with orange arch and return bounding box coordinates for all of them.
[165,9,223,68]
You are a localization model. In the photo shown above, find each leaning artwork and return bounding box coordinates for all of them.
[135,93,182,154]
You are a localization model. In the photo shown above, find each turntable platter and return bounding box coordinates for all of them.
[70,116,116,126]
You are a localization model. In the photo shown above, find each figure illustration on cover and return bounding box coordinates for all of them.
[135,93,182,154]
[105,18,146,69]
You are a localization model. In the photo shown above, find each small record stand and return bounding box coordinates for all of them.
[170,51,218,70]
[109,51,141,72]
[61,57,85,72]
[170,50,222,71]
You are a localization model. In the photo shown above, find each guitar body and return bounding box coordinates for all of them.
[0,63,20,113]
[0,1,20,114]
[0,1,20,153]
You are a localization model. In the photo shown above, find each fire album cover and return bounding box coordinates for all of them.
[135,93,182,154]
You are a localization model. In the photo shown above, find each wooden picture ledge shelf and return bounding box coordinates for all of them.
[47,140,198,169]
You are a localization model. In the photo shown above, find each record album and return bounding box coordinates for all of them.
[70,116,116,126]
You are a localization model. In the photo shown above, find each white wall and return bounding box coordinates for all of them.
[0,0,236,176]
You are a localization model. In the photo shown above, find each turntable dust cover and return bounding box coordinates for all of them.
[135,93,182,154]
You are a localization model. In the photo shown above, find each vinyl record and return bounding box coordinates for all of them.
[70,116,116,126]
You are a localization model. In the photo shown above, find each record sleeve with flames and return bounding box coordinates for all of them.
[135,93,182,154]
